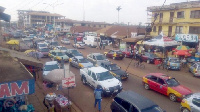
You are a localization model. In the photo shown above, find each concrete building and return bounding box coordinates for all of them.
[17,10,64,28]
[147,1,200,38]
[55,18,111,33]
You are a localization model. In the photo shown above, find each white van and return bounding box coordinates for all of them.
[83,32,101,47]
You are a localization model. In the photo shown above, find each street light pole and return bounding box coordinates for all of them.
[116,6,122,24]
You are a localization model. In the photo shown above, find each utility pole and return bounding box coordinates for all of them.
[127,22,130,38]
[116,6,122,24]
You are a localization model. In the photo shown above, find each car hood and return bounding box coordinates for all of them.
[96,60,109,65]
[41,52,49,54]
[171,85,192,95]
[59,55,69,59]
[99,78,121,88]
[81,62,93,68]
[111,70,126,76]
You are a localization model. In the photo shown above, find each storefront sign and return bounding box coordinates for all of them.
[62,76,76,88]
[0,79,35,99]
[120,43,126,51]
[175,34,198,42]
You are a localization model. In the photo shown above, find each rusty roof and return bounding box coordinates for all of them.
[104,25,145,39]
[56,18,79,23]
[28,12,64,17]
[0,50,33,83]
[70,26,101,33]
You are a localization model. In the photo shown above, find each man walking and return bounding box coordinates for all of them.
[94,85,102,112]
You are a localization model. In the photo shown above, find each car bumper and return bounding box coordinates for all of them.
[103,87,123,96]
[168,66,180,70]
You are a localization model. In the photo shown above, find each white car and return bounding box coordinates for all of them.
[37,42,47,50]
[43,61,60,76]
[87,53,109,65]
[80,66,123,96]
[73,41,85,49]
[61,38,70,45]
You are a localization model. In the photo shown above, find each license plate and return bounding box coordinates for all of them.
[172,64,177,66]
[114,90,118,93]
[121,77,126,79]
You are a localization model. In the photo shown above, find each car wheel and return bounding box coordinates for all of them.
[113,57,116,60]
[169,93,177,102]
[182,107,190,112]
[147,59,150,64]
[82,76,87,85]
[144,83,150,90]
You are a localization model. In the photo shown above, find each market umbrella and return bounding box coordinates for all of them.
[136,40,143,45]
[43,69,74,84]
[6,40,19,45]
[175,45,190,51]
[28,51,43,58]
[174,50,191,56]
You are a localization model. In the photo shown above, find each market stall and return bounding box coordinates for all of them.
[0,50,35,112]
[143,35,180,58]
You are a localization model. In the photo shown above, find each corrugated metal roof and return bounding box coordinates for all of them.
[28,12,64,17]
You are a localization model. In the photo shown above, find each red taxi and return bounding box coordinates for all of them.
[142,73,192,102]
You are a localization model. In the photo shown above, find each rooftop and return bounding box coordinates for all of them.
[28,12,64,17]
[70,26,101,33]
[0,50,33,83]
[147,1,200,12]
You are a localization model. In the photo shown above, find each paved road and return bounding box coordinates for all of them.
[40,38,200,112]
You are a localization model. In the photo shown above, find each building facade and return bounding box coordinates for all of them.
[17,10,64,28]
[147,1,200,38]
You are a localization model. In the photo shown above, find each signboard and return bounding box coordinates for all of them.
[62,76,76,88]
[175,34,198,42]
[120,43,126,51]
[0,79,35,99]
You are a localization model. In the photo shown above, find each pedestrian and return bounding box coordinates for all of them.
[94,85,103,112]
[43,98,56,112]
[99,42,102,50]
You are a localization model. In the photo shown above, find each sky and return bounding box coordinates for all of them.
[0,0,199,25]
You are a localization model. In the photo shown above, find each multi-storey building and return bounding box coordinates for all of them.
[147,1,200,38]
[17,10,64,28]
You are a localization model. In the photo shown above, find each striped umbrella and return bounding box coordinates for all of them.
[175,45,190,51]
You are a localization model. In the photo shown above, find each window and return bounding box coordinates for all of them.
[114,97,122,104]
[121,100,131,111]
[190,10,200,18]
[177,11,184,18]
[192,98,200,107]
[153,26,156,32]
[160,13,163,18]
[88,70,91,76]
[149,75,157,82]
[92,72,97,80]
[176,26,183,34]
[189,26,200,34]
[157,78,165,85]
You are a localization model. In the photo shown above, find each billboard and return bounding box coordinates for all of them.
[175,34,198,42]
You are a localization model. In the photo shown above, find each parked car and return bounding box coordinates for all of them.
[69,56,93,68]
[142,73,192,102]
[180,92,200,112]
[101,61,128,80]
[80,66,123,96]
[48,50,69,62]
[21,38,33,48]
[43,61,60,76]
[104,50,125,60]
[164,57,181,70]
[87,53,109,65]
[65,49,83,58]
[110,90,165,112]
[61,38,70,45]
[189,62,200,77]
[122,49,134,58]
[37,42,48,50]
[141,52,162,64]
[73,41,85,49]
[38,47,50,57]
[49,41,59,50]
[54,46,68,53]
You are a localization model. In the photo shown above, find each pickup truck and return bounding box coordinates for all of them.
[80,66,122,96]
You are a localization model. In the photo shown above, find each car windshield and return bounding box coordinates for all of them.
[96,71,114,81]
[51,42,59,46]
[24,40,32,43]
[79,58,89,63]
[96,55,106,60]
[57,52,65,56]
[44,64,59,71]
[116,51,122,54]
[40,48,49,52]
[63,38,69,41]
[39,44,47,47]
[142,105,164,112]
[170,59,180,63]
[166,78,180,87]
[60,47,67,50]
[77,42,83,44]
[71,50,79,54]
[109,64,120,70]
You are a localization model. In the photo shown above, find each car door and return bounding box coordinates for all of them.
[88,72,97,88]
[142,52,148,61]
[191,98,200,112]
[147,75,159,91]
[157,78,168,95]
[107,50,112,58]
[51,52,56,59]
